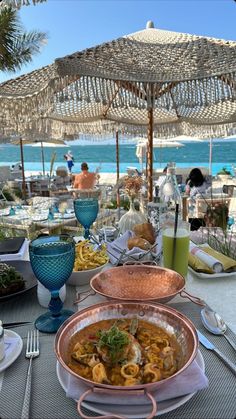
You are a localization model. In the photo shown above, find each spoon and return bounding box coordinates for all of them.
[201,307,236,352]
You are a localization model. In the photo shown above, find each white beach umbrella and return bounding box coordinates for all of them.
[10,137,67,191]
[29,141,67,175]
[30,142,67,148]
[136,139,184,172]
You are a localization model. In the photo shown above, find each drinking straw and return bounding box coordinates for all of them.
[171,203,179,269]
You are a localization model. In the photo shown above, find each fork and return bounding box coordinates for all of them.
[21,330,39,419]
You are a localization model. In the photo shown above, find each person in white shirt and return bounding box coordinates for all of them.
[186,168,208,230]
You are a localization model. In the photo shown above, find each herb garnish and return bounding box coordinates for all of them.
[97,325,130,363]
[0,263,24,288]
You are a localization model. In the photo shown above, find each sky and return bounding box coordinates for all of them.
[0,0,235,83]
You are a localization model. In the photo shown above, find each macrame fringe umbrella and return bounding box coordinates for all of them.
[0,21,236,200]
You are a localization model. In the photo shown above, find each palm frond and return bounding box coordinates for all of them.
[0,5,47,72]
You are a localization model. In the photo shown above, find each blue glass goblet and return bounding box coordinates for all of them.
[74,198,99,239]
[29,235,75,333]
[227,216,235,230]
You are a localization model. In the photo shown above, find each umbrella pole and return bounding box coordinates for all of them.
[147,107,153,202]
[209,138,213,176]
[116,130,121,220]
[41,141,45,176]
[116,131,120,183]
[19,137,27,200]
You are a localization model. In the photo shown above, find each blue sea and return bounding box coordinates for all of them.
[0,140,236,176]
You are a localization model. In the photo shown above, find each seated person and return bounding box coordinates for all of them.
[11,162,22,171]
[73,162,98,190]
[185,168,208,198]
[185,168,208,231]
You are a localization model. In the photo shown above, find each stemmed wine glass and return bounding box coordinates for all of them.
[74,198,99,239]
[29,235,75,333]
[227,216,235,230]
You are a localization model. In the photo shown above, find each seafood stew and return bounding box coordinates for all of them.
[66,318,181,386]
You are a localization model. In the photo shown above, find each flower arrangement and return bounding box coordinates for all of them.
[123,176,143,199]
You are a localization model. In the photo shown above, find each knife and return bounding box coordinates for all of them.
[197,330,236,376]
[3,321,32,329]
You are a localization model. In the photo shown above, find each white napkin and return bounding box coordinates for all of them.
[189,241,223,273]
[0,239,27,261]
[66,357,208,405]
[106,231,161,265]
[3,336,20,359]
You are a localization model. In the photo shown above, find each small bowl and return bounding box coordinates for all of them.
[67,263,109,286]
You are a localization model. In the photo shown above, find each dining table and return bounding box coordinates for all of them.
[0,206,77,238]
[0,250,236,418]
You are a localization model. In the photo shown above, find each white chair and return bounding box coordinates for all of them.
[0,166,11,201]
[228,189,236,219]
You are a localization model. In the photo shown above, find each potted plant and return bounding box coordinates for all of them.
[217,167,231,181]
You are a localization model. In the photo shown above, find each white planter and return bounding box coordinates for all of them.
[217,174,231,182]
[118,198,147,234]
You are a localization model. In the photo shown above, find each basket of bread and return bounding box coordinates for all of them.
[106,222,161,265]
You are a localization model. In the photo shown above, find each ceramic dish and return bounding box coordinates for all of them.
[31,215,49,222]
[0,261,37,302]
[0,209,10,216]
[0,330,23,373]
[62,213,75,219]
[68,262,109,286]
[56,350,204,418]
[188,266,236,280]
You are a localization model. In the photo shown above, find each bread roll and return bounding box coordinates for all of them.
[133,223,155,245]
[127,237,152,251]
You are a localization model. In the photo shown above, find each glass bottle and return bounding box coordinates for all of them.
[48,207,54,221]
[147,186,167,234]
[159,162,182,223]
[0,320,5,361]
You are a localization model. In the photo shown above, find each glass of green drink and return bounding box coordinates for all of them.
[162,220,190,277]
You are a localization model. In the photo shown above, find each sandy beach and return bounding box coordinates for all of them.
[24,171,126,186]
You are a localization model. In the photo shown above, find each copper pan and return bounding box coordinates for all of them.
[76,265,204,305]
[55,301,198,419]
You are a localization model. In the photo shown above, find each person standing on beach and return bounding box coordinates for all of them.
[64,151,74,173]
[73,162,99,190]
[185,167,208,231]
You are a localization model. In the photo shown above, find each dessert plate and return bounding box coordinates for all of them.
[0,330,23,373]
[56,351,204,418]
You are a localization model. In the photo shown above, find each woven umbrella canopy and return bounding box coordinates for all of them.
[0,21,236,200]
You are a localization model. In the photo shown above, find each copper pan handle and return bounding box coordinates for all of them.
[179,289,205,306]
[123,260,157,266]
[74,289,96,304]
[77,388,157,419]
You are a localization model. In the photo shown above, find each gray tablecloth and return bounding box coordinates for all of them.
[0,286,236,419]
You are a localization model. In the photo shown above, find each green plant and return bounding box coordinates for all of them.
[204,203,229,230]
[217,167,231,176]
[0,6,47,72]
[0,185,23,202]
[196,227,236,260]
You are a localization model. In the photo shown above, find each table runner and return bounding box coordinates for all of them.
[0,286,236,419]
